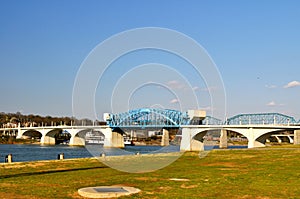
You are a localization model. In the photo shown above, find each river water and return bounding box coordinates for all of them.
[0,144,246,163]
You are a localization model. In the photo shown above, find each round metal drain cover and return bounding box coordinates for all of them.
[78,186,141,198]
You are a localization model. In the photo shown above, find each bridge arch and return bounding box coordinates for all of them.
[255,129,294,145]
[190,128,249,148]
[22,130,42,141]
[72,129,106,145]
[181,128,221,151]
[43,128,69,145]
[224,127,287,148]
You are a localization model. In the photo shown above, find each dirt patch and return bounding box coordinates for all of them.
[180,184,198,189]
[0,183,18,188]
[221,173,238,177]
[0,163,27,169]
[219,168,240,171]
[169,178,190,182]
[241,195,274,199]
[28,162,46,168]
[158,186,172,191]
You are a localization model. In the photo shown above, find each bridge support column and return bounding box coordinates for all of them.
[92,128,124,148]
[16,129,25,139]
[41,135,56,145]
[111,132,124,148]
[247,128,265,148]
[38,129,54,145]
[294,130,300,145]
[16,123,22,139]
[69,135,85,146]
[248,140,265,148]
[219,129,228,149]
[161,129,169,146]
[180,128,192,151]
[190,139,204,151]
[180,128,204,151]
[66,129,85,146]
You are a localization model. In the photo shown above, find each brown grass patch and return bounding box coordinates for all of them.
[180,184,198,189]
[158,186,172,191]
[0,163,27,169]
[0,183,18,187]
[28,162,46,168]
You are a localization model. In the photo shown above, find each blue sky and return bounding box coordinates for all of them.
[1,0,300,120]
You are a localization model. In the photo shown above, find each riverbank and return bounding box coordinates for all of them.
[1,146,300,198]
[0,137,40,145]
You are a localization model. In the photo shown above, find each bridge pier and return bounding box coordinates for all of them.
[180,128,204,151]
[161,129,169,146]
[219,129,228,148]
[248,140,265,148]
[69,130,85,146]
[294,130,300,145]
[111,132,124,148]
[41,134,56,145]
[190,139,204,151]
[69,136,85,146]
[39,129,58,145]
[180,128,192,151]
[103,128,124,148]
[246,128,264,148]
[17,123,22,138]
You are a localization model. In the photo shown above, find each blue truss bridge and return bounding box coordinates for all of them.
[106,108,190,128]
[106,108,300,128]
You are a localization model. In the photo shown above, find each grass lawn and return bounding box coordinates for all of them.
[1,147,300,199]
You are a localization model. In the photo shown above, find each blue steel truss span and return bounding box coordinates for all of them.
[106,109,299,128]
[226,113,297,125]
[107,108,190,128]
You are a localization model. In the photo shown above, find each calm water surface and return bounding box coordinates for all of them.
[0,144,246,163]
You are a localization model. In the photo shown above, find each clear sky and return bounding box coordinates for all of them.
[1,0,300,120]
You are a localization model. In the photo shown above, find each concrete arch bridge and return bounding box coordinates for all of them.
[14,126,123,147]
[1,110,300,150]
[181,113,300,151]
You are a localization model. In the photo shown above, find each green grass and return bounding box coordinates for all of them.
[1,147,300,198]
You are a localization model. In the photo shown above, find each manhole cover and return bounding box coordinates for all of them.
[93,187,127,193]
[78,186,141,198]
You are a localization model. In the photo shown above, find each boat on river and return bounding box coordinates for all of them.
[124,137,135,146]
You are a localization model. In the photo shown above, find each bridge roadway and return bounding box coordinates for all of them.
[1,123,300,151]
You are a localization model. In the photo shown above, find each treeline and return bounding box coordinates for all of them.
[0,112,106,127]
